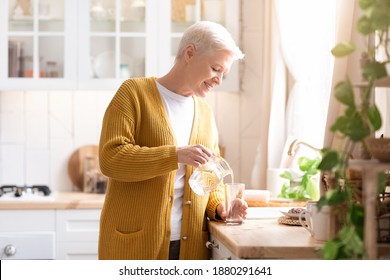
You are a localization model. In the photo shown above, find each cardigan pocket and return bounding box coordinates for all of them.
[115,227,144,237]
[109,228,148,259]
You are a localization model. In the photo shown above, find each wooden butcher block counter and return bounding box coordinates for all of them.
[208,218,324,260]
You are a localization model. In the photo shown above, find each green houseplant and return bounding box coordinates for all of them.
[317,0,390,259]
[278,156,321,201]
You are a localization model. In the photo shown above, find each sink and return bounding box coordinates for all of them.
[246,207,292,220]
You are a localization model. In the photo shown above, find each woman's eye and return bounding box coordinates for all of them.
[212,67,220,72]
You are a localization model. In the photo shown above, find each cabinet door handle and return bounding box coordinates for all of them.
[4,244,17,257]
[206,240,219,249]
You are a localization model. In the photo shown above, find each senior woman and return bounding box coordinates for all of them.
[98,21,246,260]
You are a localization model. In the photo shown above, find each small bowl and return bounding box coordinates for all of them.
[366,137,390,162]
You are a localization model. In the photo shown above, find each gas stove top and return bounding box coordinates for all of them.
[0,185,54,201]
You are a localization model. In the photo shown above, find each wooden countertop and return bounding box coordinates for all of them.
[209,218,324,259]
[0,192,105,210]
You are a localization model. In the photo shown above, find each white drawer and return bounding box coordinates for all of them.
[0,210,55,232]
[56,209,101,242]
[57,242,98,260]
[0,232,55,259]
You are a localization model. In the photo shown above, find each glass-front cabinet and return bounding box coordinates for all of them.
[0,0,239,91]
[78,0,155,90]
[1,0,77,90]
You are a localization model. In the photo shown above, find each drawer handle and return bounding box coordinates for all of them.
[206,240,219,249]
[4,244,16,257]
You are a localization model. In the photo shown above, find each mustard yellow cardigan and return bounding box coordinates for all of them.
[98,77,225,260]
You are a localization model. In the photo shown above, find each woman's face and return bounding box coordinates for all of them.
[185,48,235,98]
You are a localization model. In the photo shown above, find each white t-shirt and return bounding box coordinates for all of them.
[156,81,194,241]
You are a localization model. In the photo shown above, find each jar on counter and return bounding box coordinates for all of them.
[83,156,107,193]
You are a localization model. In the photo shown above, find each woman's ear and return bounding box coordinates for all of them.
[184,44,196,62]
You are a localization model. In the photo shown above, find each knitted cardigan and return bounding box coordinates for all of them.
[98,77,225,260]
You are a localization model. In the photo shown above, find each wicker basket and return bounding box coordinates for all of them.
[366,137,390,162]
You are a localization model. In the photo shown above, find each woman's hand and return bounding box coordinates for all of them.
[216,200,248,221]
[176,144,214,168]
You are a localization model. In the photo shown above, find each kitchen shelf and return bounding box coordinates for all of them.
[348,159,390,259]
[375,76,390,88]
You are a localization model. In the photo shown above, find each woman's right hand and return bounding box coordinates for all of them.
[176,144,214,168]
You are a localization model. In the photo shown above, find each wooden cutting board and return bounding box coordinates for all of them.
[67,145,99,190]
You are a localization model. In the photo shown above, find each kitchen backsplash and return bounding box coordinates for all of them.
[0,90,114,191]
[0,89,247,192]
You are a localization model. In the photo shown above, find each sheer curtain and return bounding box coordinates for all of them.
[274,0,336,149]
[324,0,358,148]
[251,0,339,188]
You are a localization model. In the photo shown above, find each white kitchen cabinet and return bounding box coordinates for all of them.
[0,0,78,90]
[56,209,101,260]
[0,0,240,91]
[208,234,238,260]
[0,210,56,259]
[0,208,102,260]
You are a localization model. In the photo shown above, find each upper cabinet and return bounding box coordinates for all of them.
[0,0,240,91]
[0,0,78,90]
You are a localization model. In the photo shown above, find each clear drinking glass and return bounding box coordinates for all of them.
[225,183,245,225]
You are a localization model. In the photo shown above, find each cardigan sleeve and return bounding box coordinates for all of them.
[206,184,225,220]
[99,78,179,182]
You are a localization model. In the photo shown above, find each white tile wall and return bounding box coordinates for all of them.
[0,90,115,191]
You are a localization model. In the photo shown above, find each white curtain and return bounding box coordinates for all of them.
[274,0,336,150]
[250,0,362,189]
[323,0,358,148]
[374,18,390,138]
[251,0,338,188]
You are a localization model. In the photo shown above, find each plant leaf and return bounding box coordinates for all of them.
[362,61,387,79]
[334,79,355,107]
[357,16,373,35]
[324,189,347,205]
[367,105,382,130]
[331,115,349,133]
[350,204,365,238]
[339,226,365,257]
[297,156,320,173]
[318,150,339,171]
[378,172,387,194]
[280,171,293,181]
[370,5,390,31]
[322,240,340,260]
[348,115,371,141]
[331,42,356,57]
[306,176,319,200]
[358,0,375,10]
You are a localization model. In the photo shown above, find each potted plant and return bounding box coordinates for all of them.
[278,155,321,201]
[317,0,390,259]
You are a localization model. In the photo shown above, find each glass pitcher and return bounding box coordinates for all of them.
[189,155,233,195]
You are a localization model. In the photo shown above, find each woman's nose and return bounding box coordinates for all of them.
[213,74,223,85]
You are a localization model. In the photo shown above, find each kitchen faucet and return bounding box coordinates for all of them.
[287,139,321,156]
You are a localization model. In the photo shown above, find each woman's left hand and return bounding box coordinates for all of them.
[216,199,248,221]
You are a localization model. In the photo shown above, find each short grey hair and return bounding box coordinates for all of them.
[176,21,244,61]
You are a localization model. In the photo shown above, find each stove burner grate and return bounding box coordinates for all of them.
[0,185,51,198]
